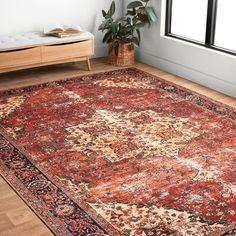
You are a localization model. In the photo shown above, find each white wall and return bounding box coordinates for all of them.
[124,0,236,98]
[1,0,235,97]
[0,0,122,58]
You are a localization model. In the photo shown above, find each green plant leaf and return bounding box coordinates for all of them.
[99,0,157,48]
[98,18,111,31]
[111,22,118,33]
[98,24,103,31]
[132,36,140,46]
[137,29,141,40]
[127,1,143,9]
[135,21,146,28]
[137,13,149,24]
[126,8,136,16]
[136,7,145,14]
[126,17,132,24]
[145,7,157,22]
[102,10,107,17]
[107,36,114,43]
[107,1,116,16]
[103,30,113,43]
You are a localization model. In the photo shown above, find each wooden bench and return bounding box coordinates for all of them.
[0,31,94,73]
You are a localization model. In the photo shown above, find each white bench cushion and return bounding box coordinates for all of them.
[0,31,94,52]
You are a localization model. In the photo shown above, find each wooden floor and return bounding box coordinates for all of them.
[0,58,235,236]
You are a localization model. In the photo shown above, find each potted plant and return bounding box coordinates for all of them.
[98,0,157,66]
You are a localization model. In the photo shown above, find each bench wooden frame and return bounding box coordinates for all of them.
[0,39,94,73]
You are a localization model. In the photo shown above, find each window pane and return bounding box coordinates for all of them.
[171,0,208,42]
[214,0,236,52]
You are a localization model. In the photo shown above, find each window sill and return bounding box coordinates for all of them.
[161,34,236,58]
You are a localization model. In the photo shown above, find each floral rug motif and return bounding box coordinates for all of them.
[0,68,236,236]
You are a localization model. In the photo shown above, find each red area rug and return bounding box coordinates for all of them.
[0,68,235,236]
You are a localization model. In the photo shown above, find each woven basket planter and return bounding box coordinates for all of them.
[108,43,135,66]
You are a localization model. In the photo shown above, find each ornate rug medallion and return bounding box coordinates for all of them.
[66,109,200,162]
[0,68,235,236]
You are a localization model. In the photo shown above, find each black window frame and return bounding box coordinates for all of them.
[165,0,236,56]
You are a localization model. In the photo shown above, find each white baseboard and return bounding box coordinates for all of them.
[93,44,108,59]
[136,49,236,98]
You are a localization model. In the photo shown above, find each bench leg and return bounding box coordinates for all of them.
[86,57,91,71]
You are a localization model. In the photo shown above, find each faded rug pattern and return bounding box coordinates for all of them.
[0,68,235,236]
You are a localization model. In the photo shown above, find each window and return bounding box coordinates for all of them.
[166,0,236,56]
[214,0,236,52]
[171,0,208,42]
